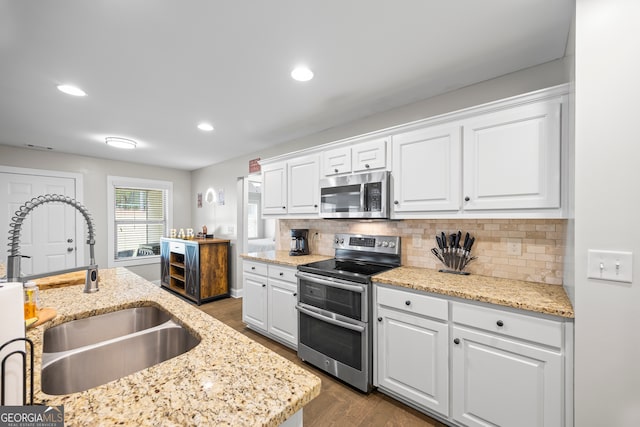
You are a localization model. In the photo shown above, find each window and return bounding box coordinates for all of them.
[247,202,259,238]
[107,176,172,267]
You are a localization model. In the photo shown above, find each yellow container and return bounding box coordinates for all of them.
[24,282,39,320]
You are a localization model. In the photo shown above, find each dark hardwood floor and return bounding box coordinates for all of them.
[199,297,447,427]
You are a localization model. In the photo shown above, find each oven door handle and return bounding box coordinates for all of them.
[296,304,366,332]
[295,272,366,293]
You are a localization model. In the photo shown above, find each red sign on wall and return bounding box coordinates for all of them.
[249,158,261,173]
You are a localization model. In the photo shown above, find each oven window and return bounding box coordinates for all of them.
[321,184,362,213]
[299,312,362,370]
[299,280,363,320]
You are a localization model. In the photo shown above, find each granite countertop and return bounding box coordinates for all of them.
[28,268,320,426]
[374,266,574,319]
[240,252,574,319]
[240,250,332,267]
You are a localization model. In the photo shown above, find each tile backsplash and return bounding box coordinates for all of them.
[278,219,567,286]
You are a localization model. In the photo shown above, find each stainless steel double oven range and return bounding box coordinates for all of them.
[295,233,401,392]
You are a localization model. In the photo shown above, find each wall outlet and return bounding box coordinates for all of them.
[413,234,422,248]
[506,238,522,256]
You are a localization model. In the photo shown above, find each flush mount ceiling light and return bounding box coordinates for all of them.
[56,84,87,97]
[291,66,314,82]
[197,122,214,131]
[105,137,137,149]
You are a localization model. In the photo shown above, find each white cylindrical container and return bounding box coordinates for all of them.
[0,282,26,405]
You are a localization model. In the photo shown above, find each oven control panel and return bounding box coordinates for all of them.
[333,233,400,254]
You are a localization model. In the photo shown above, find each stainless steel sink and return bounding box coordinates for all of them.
[40,307,200,395]
[43,306,173,352]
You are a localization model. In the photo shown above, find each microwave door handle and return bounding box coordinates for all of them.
[361,182,367,212]
[295,304,366,332]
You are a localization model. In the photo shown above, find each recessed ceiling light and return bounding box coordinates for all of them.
[197,123,214,131]
[105,137,137,149]
[291,66,314,82]
[57,84,87,97]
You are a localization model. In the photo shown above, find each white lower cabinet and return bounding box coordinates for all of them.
[242,260,298,349]
[375,285,449,417]
[374,284,573,427]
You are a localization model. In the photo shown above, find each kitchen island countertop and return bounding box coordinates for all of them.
[27,267,320,426]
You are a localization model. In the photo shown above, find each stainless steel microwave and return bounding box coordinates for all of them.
[320,171,390,219]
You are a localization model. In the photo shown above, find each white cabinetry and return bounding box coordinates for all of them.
[392,123,462,212]
[373,284,573,427]
[322,137,388,177]
[451,302,567,427]
[374,285,450,417]
[261,154,319,217]
[242,259,298,349]
[462,99,561,211]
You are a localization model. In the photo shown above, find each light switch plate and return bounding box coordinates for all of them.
[413,234,422,248]
[587,250,633,283]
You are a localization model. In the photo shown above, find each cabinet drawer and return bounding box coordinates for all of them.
[243,260,267,276]
[452,302,563,348]
[169,242,185,254]
[268,265,297,283]
[377,285,448,321]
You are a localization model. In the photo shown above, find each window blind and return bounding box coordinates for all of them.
[114,187,166,259]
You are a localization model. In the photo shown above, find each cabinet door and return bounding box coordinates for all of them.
[242,273,268,331]
[160,240,170,286]
[392,123,461,213]
[352,138,387,172]
[184,243,199,299]
[451,325,562,427]
[462,99,562,211]
[323,146,351,176]
[376,306,449,416]
[287,155,319,214]
[262,162,287,215]
[267,278,298,348]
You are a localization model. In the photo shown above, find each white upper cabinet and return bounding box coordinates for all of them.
[287,154,320,214]
[322,146,351,176]
[322,137,389,177]
[261,154,319,217]
[352,138,387,172]
[392,123,462,212]
[462,99,562,211]
[261,161,287,215]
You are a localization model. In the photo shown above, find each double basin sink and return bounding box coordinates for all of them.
[41,306,200,395]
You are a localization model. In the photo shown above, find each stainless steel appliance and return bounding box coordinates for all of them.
[319,171,391,219]
[289,229,310,256]
[295,233,401,392]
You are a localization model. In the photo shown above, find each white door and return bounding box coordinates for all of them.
[242,273,268,331]
[376,306,449,416]
[267,278,298,347]
[462,99,562,211]
[0,172,77,276]
[261,162,287,215]
[287,154,319,215]
[392,123,462,213]
[451,325,563,427]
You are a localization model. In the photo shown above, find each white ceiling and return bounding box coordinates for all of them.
[0,0,572,171]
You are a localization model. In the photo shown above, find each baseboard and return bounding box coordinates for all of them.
[230,288,243,298]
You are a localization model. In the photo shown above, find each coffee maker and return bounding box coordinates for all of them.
[289,229,310,256]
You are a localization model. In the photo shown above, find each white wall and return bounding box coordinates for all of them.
[575,1,640,425]
[0,145,191,282]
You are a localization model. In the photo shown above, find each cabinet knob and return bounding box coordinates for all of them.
[314,204,318,208]
[405,300,411,306]
[453,338,460,345]
[293,292,297,297]
[251,266,256,270]
[365,164,370,168]
[262,284,266,288]
[377,317,383,322]
[282,206,286,209]
[464,196,470,202]
[496,320,504,327]
[394,200,399,205]
[279,272,284,276]
[334,168,339,173]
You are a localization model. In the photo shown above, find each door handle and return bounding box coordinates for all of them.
[67,247,74,252]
